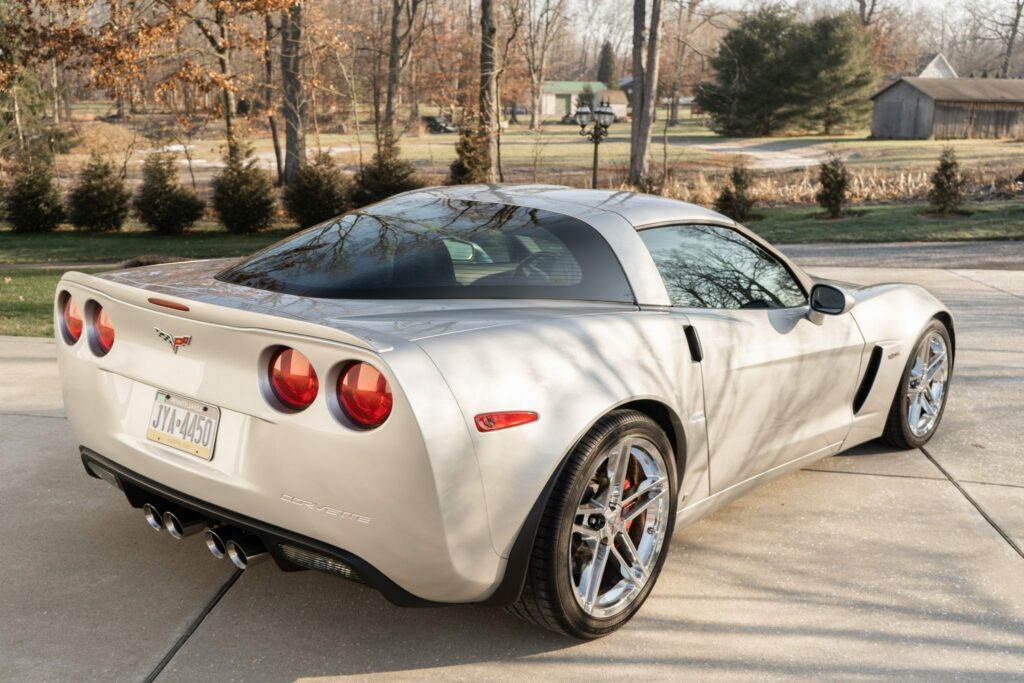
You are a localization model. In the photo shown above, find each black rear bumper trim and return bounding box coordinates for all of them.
[80,446,443,608]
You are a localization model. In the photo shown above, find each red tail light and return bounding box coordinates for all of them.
[93,304,115,354]
[61,294,83,343]
[475,411,538,432]
[338,362,392,429]
[269,347,319,410]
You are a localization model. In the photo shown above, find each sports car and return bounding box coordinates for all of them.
[55,185,953,638]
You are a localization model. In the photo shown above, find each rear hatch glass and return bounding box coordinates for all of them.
[217,195,634,303]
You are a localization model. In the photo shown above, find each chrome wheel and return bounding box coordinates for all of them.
[569,435,670,619]
[906,331,949,438]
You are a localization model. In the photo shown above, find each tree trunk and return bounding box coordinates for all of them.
[480,0,499,182]
[263,14,275,111]
[213,9,238,159]
[12,87,24,151]
[281,1,306,183]
[50,59,60,124]
[529,77,541,130]
[999,0,1023,78]
[409,55,419,120]
[628,0,663,187]
[269,115,284,185]
[385,0,403,132]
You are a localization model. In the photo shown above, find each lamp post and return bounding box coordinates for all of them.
[575,99,615,189]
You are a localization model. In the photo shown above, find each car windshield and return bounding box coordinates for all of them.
[217,195,635,303]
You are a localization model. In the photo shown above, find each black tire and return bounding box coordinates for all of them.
[882,319,953,449]
[507,409,678,639]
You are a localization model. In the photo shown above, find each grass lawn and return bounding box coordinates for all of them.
[0,220,291,265]
[1,199,1021,337]
[749,200,1024,244]
[0,269,104,337]
[2,201,1022,268]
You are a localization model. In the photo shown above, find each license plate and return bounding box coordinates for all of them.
[146,391,220,460]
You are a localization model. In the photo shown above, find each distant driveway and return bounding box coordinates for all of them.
[692,138,829,169]
[782,240,1024,271]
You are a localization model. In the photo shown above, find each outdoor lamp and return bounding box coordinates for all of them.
[575,98,614,189]
[574,104,593,128]
[594,100,615,128]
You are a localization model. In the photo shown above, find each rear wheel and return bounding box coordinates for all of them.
[508,409,677,639]
[882,320,952,449]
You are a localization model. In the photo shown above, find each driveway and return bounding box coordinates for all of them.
[691,139,831,169]
[1,264,1022,681]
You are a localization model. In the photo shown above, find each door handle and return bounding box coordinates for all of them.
[683,325,703,362]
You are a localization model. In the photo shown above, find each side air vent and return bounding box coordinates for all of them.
[853,346,883,414]
[279,544,363,582]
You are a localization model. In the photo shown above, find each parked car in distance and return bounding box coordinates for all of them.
[422,116,457,133]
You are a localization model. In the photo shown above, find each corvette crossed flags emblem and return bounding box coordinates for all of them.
[154,327,192,354]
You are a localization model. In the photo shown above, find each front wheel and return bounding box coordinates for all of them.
[882,319,953,449]
[508,410,677,639]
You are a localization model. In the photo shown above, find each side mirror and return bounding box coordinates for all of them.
[808,283,855,325]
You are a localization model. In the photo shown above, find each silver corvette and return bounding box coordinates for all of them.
[55,185,954,638]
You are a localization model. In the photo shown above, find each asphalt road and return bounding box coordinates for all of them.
[1,265,1022,682]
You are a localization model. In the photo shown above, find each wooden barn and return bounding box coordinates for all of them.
[870,78,1024,139]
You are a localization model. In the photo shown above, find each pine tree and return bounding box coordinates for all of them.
[67,155,131,232]
[694,7,803,136]
[596,41,617,89]
[714,167,755,222]
[350,130,422,207]
[695,8,877,135]
[212,145,277,234]
[3,157,64,232]
[283,152,351,228]
[795,14,878,134]
[447,116,490,185]
[134,153,205,234]
[815,152,849,218]
[928,147,967,216]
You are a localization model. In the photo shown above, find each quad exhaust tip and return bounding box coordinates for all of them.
[204,526,234,560]
[225,534,268,570]
[143,503,164,532]
[162,509,205,540]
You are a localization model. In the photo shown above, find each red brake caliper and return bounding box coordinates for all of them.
[622,478,634,532]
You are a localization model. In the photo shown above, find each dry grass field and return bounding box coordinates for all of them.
[37,103,1024,198]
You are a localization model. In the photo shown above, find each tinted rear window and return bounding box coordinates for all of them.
[217,195,634,302]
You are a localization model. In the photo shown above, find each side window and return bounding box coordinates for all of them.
[638,224,807,309]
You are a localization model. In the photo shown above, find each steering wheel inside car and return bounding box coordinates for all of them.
[513,251,561,282]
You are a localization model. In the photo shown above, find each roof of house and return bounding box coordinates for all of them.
[872,77,1024,103]
[917,53,958,79]
[600,89,628,105]
[541,81,609,94]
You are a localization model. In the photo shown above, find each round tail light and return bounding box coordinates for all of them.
[61,294,83,344]
[338,362,392,429]
[268,347,319,410]
[92,304,115,355]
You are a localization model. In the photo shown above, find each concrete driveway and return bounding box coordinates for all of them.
[1,265,1022,682]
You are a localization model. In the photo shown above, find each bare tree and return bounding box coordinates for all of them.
[980,0,1024,76]
[855,0,881,27]
[663,0,699,125]
[480,0,498,181]
[495,0,525,181]
[281,0,305,183]
[521,0,567,131]
[385,0,426,131]
[628,0,664,187]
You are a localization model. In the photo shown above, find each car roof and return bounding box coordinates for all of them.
[378,184,813,305]
[405,184,732,229]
